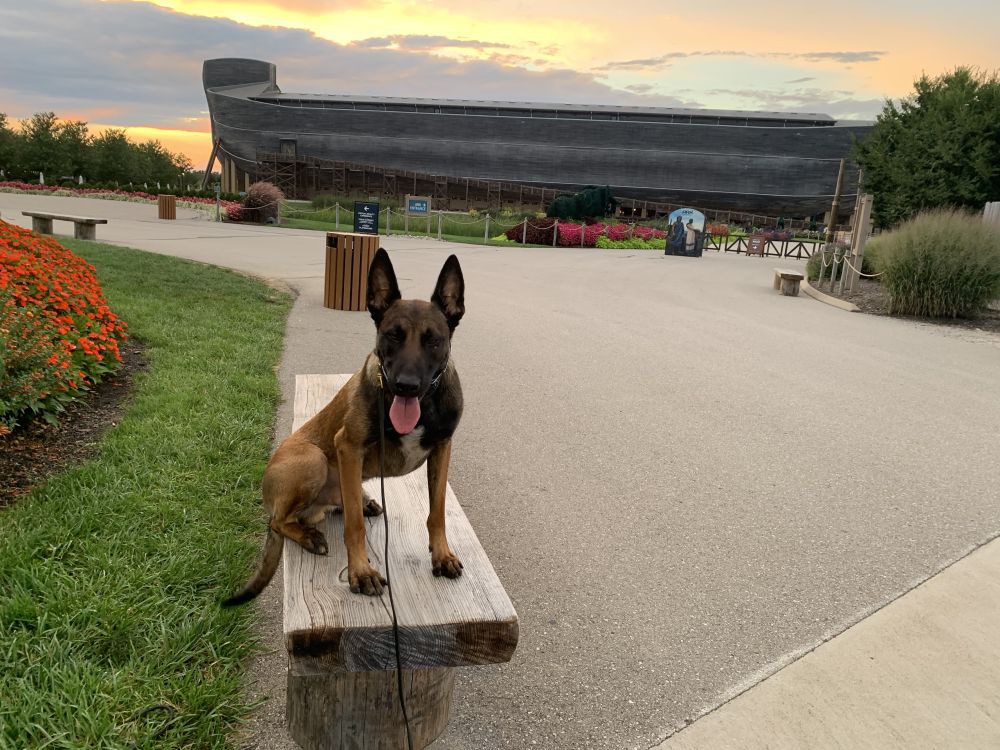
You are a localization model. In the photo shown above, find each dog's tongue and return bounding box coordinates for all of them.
[389,396,421,434]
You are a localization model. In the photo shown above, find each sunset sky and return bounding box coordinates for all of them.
[2,0,999,169]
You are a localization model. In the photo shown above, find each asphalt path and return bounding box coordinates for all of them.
[3,195,999,749]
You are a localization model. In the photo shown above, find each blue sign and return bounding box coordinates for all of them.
[407,197,429,215]
[353,201,379,234]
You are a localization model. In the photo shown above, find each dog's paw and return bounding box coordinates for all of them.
[349,565,387,596]
[431,551,464,579]
[302,528,329,556]
[362,493,384,517]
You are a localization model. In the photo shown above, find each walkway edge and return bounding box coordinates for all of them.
[802,278,860,312]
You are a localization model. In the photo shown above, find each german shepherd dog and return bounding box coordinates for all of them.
[223,249,465,604]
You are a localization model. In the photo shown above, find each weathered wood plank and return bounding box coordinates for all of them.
[22,211,108,224]
[284,374,518,671]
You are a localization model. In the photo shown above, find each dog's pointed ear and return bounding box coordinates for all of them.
[367,248,401,326]
[431,255,464,332]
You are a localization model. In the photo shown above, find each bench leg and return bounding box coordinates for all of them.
[32,217,53,234]
[773,273,782,290]
[780,277,801,296]
[288,665,454,749]
[74,223,97,241]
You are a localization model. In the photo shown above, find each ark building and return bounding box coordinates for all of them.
[203,58,871,219]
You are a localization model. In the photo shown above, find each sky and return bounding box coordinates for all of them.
[2,0,999,169]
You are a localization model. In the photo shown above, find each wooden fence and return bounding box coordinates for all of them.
[704,234,823,259]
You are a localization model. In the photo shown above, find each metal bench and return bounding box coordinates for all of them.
[22,211,108,240]
[283,374,518,749]
[773,268,805,296]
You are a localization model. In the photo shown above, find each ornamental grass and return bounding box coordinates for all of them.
[0,221,128,434]
[873,209,1000,317]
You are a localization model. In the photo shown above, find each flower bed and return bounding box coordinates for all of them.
[0,181,240,213]
[503,219,666,247]
[0,221,128,434]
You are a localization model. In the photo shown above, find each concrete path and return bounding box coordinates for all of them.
[3,194,999,749]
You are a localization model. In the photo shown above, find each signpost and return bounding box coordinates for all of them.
[353,201,380,235]
[664,207,707,257]
[405,195,430,216]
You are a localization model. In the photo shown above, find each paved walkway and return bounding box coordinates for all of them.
[3,194,999,749]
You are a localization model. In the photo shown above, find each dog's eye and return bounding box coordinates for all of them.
[385,327,404,343]
[427,335,444,350]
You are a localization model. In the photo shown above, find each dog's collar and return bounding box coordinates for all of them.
[374,356,448,397]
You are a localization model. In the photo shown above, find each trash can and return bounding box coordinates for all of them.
[324,232,380,311]
[157,194,177,220]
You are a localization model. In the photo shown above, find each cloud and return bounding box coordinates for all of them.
[705,86,884,119]
[595,49,887,72]
[785,76,816,84]
[352,35,512,51]
[0,0,700,137]
[625,83,657,93]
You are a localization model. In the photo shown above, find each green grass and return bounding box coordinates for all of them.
[0,240,292,749]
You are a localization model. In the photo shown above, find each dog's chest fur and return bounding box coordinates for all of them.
[388,427,431,476]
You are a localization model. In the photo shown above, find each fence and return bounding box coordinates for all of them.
[704,234,824,259]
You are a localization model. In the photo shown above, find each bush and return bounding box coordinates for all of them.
[873,209,1000,317]
[0,222,128,433]
[505,217,557,245]
[242,181,284,223]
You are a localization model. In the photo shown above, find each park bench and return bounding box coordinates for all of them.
[283,374,519,749]
[773,267,805,296]
[22,211,108,240]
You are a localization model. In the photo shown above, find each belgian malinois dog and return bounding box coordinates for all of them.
[223,249,465,604]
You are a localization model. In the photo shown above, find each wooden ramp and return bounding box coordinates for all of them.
[283,374,518,749]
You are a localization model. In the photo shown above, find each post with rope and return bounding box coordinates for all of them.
[384,208,391,236]
[484,214,490,243]
[335,203,340,230]
[552,219,559,247]
[847,194,874,293]
[521,218,527,245]
[437,211,443,240]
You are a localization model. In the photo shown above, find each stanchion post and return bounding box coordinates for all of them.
[580,222,585,247]
[848,194,874,293]
[521,218,527,245]
[437,211,443,240]
[335,203,340,229]
[484,214,490,243]
[553,219,559,247]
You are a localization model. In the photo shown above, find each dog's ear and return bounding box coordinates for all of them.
[431,255,464,332]
[367,248,401,326]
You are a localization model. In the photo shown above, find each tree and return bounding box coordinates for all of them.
[0,113,21,177]
[19,112,68,180]
[855,68,1000,228]
[56,120,92,181]
[91,128,134,184]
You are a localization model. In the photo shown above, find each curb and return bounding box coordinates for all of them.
[802,279,860,312]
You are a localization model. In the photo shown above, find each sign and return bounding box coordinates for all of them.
[353,201,380,234]
[665,207,706,257]
[405,195,430,216]
[747,235,766,256]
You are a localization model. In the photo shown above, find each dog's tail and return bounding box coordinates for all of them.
[221,528,283,607]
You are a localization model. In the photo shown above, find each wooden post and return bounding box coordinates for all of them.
[848,194,874,293]
[580,222,585,247]
[484,214,490,243]
[384,208,391,235]
[983,201,1000,226]
[404,211,409,233]
[552,219,559,247]
[437,211,443,240]
[521,218,527,244]
[825,159,846,245]
[335,203,340,229]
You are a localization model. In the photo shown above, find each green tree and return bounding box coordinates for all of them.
[855,67,1000,228]
[91,128,134,184]
[19,112,68,180]
[56,120,92,181]
[0,113,22,177]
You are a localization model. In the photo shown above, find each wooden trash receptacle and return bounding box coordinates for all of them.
[157,194,177,220]
[325,232,380,311]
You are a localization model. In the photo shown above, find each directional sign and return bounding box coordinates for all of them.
[353,201,380,234]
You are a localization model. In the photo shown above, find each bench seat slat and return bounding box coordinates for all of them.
[22,211,108,224]
[283,374,518,672]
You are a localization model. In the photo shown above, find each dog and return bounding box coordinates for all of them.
[223,248,465,604]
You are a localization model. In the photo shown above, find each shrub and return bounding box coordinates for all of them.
[226,204,244,222]
[242,181,284,223]
[596,236,664,250]
[873,209,1000,317]
[0,222,128,434]
[505,217,557,245]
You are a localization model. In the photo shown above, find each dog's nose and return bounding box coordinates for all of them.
[393,375,421,397]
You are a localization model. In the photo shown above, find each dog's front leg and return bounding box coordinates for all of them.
[427,439,463,578]
[334,427,386,596]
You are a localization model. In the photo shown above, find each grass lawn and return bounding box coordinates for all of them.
[0,240,292,749]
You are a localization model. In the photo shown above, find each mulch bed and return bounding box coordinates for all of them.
[819,277,1000,335]
[0,340,146,507]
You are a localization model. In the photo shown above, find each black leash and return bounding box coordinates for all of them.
[377,373,415,750]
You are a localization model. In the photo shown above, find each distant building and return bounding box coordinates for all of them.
[203,58,869,216]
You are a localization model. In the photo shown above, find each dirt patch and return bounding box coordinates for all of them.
[818,277,1000,335]
[0,339,146,507]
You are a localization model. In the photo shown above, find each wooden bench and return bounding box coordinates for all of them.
[22,211,108,240]
[284,374,519,749]
[773,268,805,296]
